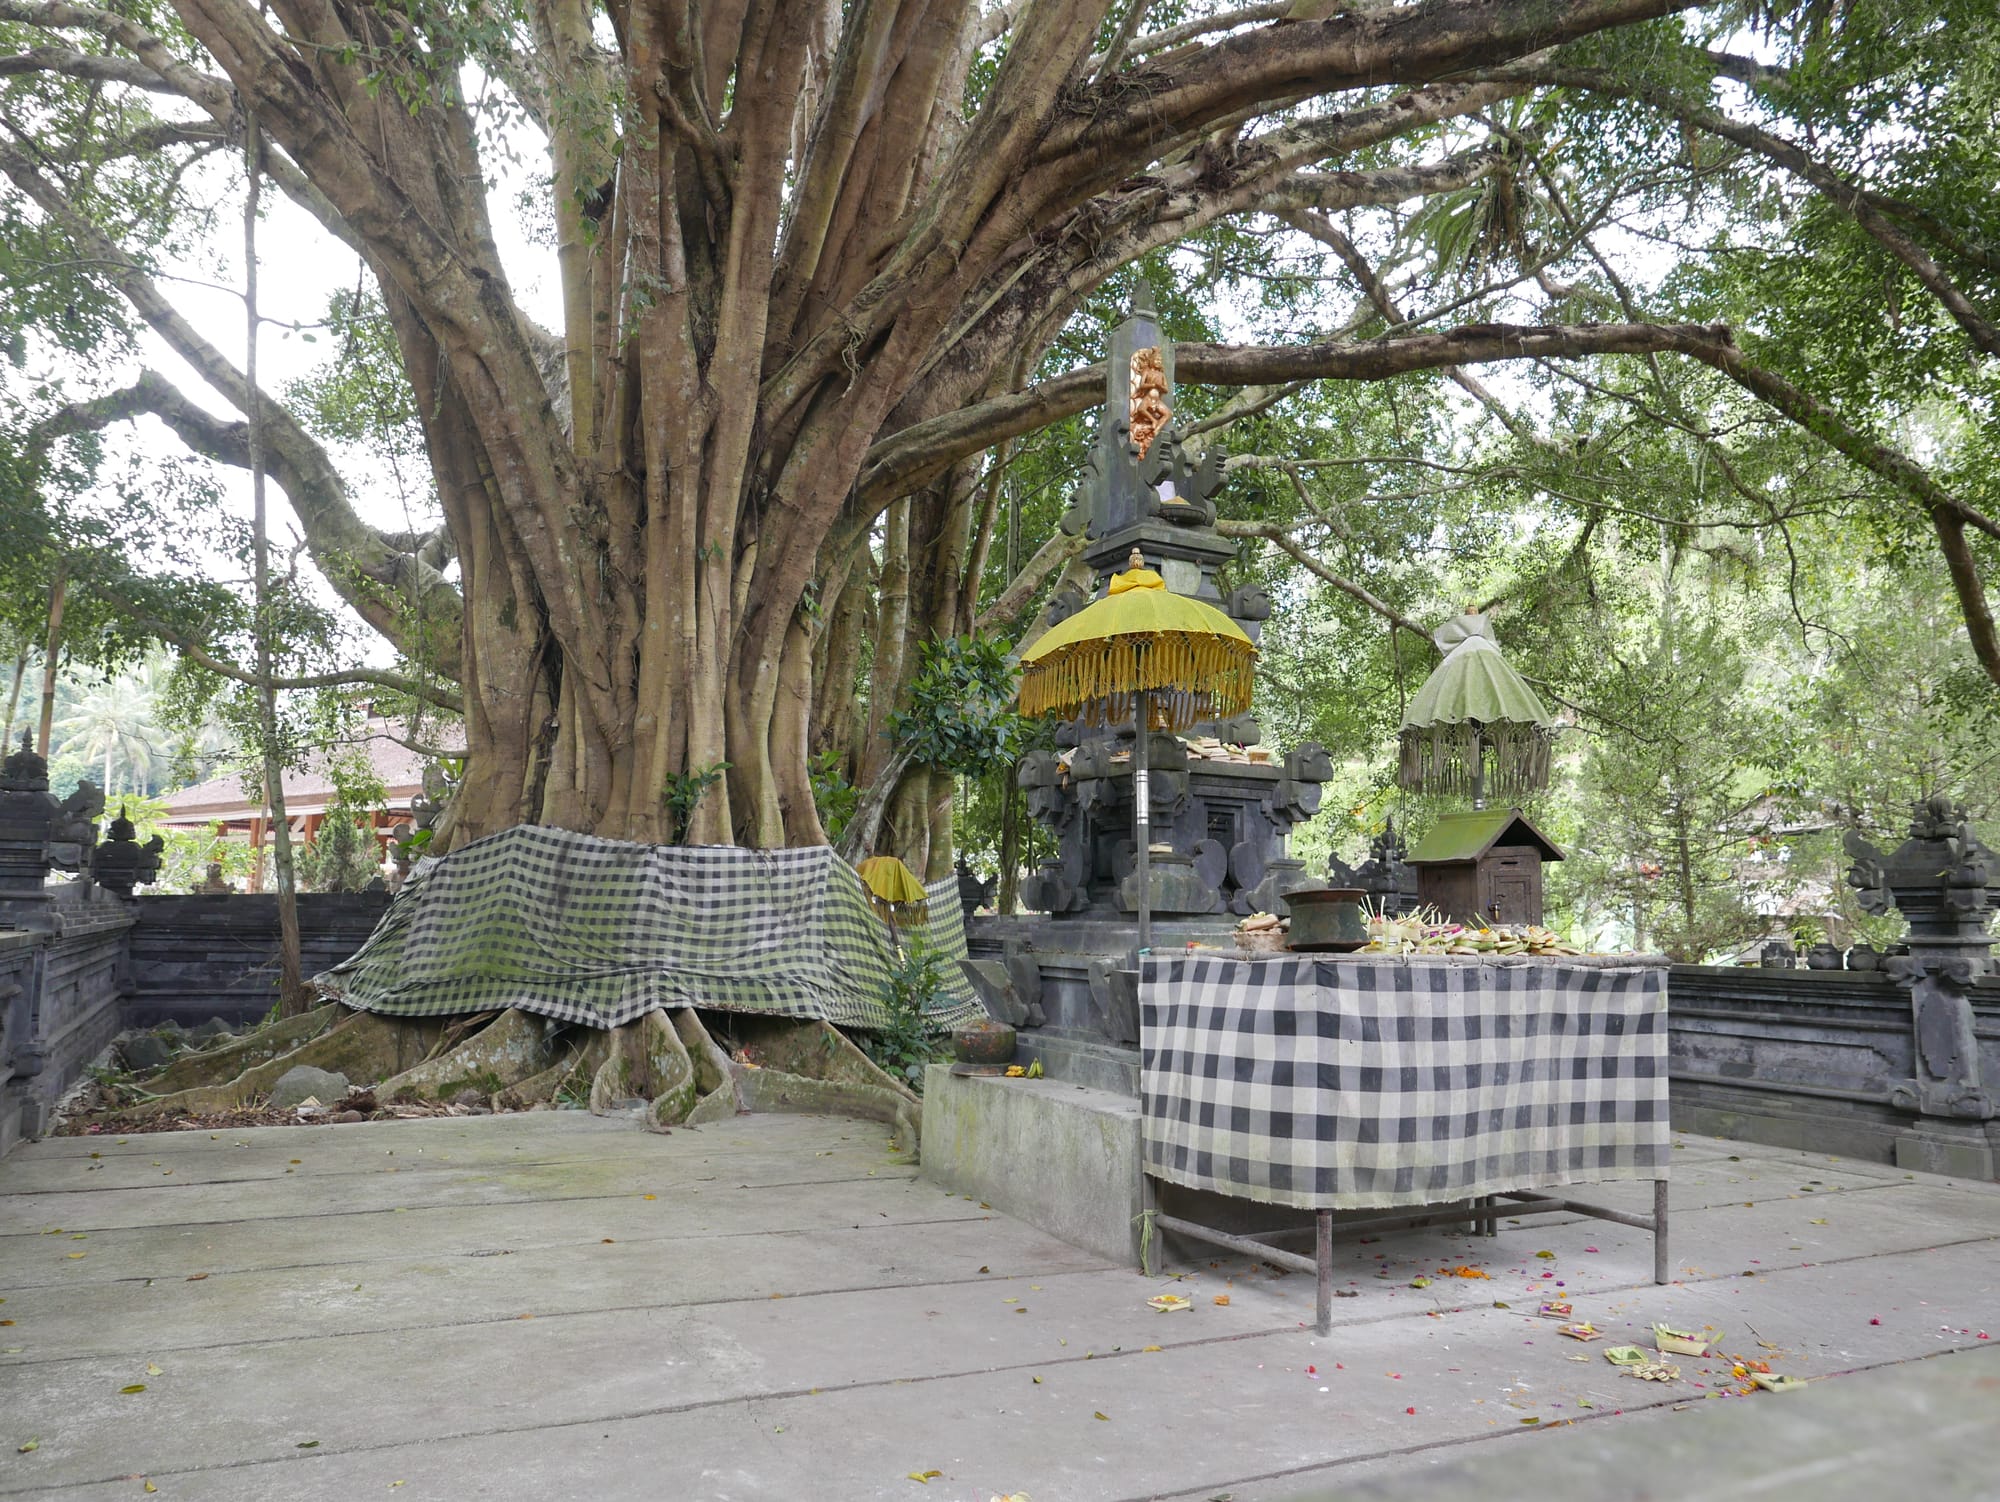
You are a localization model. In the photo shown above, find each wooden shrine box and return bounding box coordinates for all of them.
[1406,808,1564,926]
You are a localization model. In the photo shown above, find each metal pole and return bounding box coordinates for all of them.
[1134,687,1151,954]
[1653,1178,1670,1286]
[1315,1208,1334,1336]
[1471,724,1486,811]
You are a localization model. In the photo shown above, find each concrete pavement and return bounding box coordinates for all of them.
[1,1111,1995,1500]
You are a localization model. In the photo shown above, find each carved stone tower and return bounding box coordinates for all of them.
[1017,294,1330,921]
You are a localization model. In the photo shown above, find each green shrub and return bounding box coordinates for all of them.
[858,940,953,1093]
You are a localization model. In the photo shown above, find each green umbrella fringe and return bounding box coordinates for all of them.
[1396,722,1552,799]
[1018,634,1255,732]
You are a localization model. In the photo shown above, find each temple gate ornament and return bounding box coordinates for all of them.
[93,804,165,899]
[1844,797,2000,1144]
[0,732,105,906]
[1128,346,1171,459]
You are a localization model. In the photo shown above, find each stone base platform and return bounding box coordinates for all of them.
[920,1064,1144,1262]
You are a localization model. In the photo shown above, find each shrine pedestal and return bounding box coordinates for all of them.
[962,912,1242,1091]
[1894,1119,1999,1180]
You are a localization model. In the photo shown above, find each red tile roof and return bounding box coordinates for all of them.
[158,720,460,825]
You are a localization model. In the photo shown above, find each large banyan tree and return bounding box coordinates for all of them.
[3,0,1996,854]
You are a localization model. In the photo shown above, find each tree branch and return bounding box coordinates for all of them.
[1932,511,2000,688]
[1476,60,2000,357]
[1094,1,1288,66]
[973,527,1086,633]
[37,369,465,677]
[1216,516,1432,640]
[1030,0,1687,192]
[862,320,1736,505]
[0,44,187,90]
[147,619,464,712]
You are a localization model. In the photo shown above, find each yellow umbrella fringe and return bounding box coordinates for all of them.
[1018,632,1256,731]
[855,854,927,906]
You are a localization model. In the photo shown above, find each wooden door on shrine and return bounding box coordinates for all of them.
[1480,845,1544,926]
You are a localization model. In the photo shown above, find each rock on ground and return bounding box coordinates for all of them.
[117,1034,174,1074]
[269,1065,351,1109]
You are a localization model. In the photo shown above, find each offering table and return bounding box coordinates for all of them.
[1140,952,1671,1333]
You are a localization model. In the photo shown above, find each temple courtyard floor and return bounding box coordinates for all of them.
[0,1111,1995,1501]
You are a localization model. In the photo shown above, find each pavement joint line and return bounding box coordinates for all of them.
[0,1245,1128,1366]
[6,1221,1993,1377]
[0,1204,1002,1293]
[0,1167,922,1239]
[0,1148,890,1196]
[7,1160,1920,1248]
[9,1199,1995,1314]
[0,1182,970,1261]
[12,1322,1997,1499]
[0,1318,1312,1495]
[1131,1342,2000,1502]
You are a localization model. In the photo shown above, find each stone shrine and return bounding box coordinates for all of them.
[1015,291,1331,924]
[964,295,1331,1084]
[0,732,107,918]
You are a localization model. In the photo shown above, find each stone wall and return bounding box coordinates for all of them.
[0,890,387,1156]
[1668,963,2000,1176]
[0,890,134,1156]
[126,893,391,1029]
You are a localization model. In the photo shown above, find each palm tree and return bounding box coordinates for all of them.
[53,665,165,798]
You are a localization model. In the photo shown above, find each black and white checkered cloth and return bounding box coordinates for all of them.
[1141,953,1669,1209]
[317,826,981,1031]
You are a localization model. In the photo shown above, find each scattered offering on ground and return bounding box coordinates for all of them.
[1653,1323,1716,1356]
[1626,1360,1682,1382]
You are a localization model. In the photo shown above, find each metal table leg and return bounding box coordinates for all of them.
[1653,1178,1670,1285]
[1315,1208,1333,1336]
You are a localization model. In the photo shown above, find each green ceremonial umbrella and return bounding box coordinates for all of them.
[1018,550,1256,950]
[1397,609,1556,806]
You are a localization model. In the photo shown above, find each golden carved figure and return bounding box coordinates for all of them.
[1128,346,1170,458]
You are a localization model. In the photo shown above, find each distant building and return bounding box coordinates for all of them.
[157,719,458,890]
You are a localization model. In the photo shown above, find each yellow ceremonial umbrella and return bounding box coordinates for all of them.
[855,854,929,925]
[1017,550,1256,949]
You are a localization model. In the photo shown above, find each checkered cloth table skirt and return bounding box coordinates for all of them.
[1141,953,1670,1210]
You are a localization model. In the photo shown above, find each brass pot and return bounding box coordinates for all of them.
[1285,887,1369,952]
[952,1020,1017,1067]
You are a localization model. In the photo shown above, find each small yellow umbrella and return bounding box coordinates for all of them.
[1018,550,1257,949]
[856,854,929,925]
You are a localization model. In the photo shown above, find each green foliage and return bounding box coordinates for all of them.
[295,809,376,893]
[809,749,858,842]
[857,939,953,1093]
[886,634,1027,777]
[295,748,388,893]
[661,760,729,845]
[394,826,435,862]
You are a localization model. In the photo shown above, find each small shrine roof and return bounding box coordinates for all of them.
[1407,808,1564,864]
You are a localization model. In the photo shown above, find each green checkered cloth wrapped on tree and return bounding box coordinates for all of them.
[316,826,982,1031]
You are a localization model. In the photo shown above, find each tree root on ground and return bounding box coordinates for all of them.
[376,1009,556,1104]
[92,1004,923,1148]
[705,1014,923,1153]
[139,1004,342,1096]
[674,1010,745,1125]
[123,1011,448,1118]
[589,1010,698,1131]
